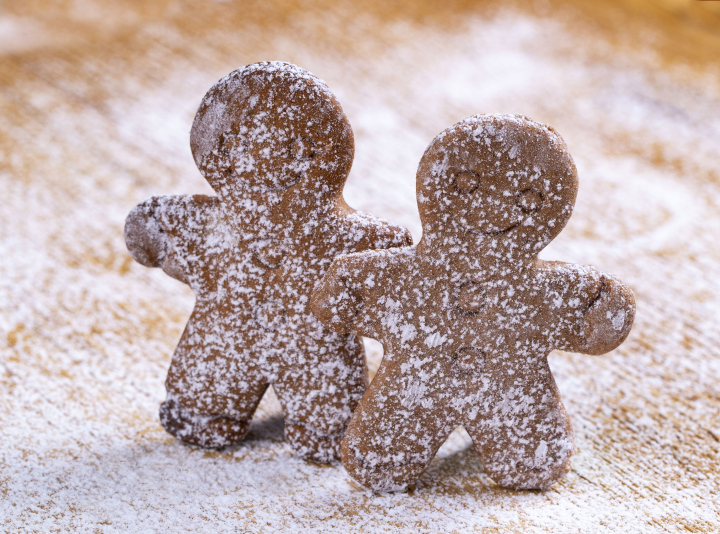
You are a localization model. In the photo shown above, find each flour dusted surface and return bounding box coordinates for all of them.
[1,1,720,532]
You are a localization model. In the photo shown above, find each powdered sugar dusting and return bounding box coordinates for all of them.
[124,62,411,461]
[2,2,720,532]
[313,114,635,492]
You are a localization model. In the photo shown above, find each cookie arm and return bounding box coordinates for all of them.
[311,253,377,338]
[125,197,168,269]
[124,195,216,285]
[537,261,635,355]
[576,273,636,355]
[339,210,412,253]
[361,217,412,251]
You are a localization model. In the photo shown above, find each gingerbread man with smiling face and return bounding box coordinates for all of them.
[312,114,635,490]
[124,62,411,462]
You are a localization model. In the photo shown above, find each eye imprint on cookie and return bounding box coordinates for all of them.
[290,137,316,161]
[254,300,288,331]
[220,132,247,157]
[253,240,289,269]
[516,188,544,214]
[455,282,487,316]
[452,169,481,194]
[451,346,486,376]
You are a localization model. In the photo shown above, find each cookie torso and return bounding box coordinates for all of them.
[159,199,407,373]
[331,248,606,420]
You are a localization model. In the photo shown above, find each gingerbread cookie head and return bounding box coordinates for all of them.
[190,62,354,201]
[417,114,578,264]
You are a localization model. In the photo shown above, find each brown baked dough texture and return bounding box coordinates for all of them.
[312,114,636,490]
[124,62,412,463]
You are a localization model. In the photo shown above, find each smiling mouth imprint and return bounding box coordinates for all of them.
[465,219,524,237]
[227,167,306,191]
[480,221,521,236]
[268,171,305,191]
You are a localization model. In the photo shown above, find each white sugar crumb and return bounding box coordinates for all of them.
[2,4,720,534]
[423,332,447,348]
[610,310,626,331]
[400,323,417,342]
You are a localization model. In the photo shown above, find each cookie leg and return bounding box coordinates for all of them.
[340,366,457,491]
[159,390,264,449]
[274,333,367,463]
[161,309,268,449]
[464,363,575,490]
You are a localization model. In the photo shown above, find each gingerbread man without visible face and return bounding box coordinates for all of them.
[312,114,635,490]
[124,62,411,462]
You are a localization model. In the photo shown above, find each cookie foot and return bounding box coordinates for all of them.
[482,450,573,490]
[159,398,250,449]
[284,422,343,463]
[340,443,427,492]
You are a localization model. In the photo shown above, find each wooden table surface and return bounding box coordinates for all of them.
[1,0,720,532]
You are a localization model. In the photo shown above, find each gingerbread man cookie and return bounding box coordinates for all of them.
[312,114,635,489]
[124,62,411,462]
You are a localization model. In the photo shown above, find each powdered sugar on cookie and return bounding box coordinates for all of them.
[125,62,411,462]
[312,114,635,490]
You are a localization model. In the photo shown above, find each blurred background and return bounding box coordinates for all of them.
[1,1,720,532]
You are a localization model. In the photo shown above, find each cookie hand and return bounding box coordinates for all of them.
[366,221,412,251]
[124,198,167,268]
[580,274,636,355]
[312,260,364,335]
